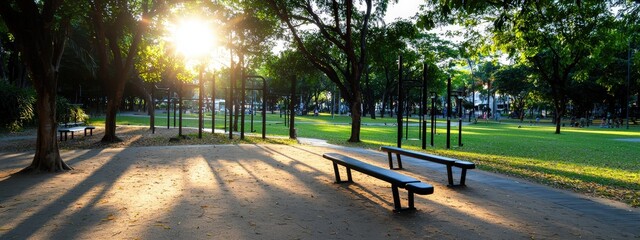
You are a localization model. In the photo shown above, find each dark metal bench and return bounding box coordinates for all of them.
[322,153,434,212]
[380,146,475,187]
[58,126,95,141]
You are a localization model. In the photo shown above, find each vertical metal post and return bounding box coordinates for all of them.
[627,38,631,129]
[240,62,246,140]
[166,89,170,129]
[446,77,452,149]
[229,67,234,139]
[151,84,155,134]
[397,55,403,148]
[289,76,297,139]
[458,94,463,147]
[262,79,267,139]
[431,93,436,147]
[405,102,409,140]
[211,72,216,133]
[179,83,183,137]
[422,63,428,149]
[251,88,255,132]
[198,66,204,139]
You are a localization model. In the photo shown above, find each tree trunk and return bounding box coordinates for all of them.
[102,74,127,142]
[23,82,72,173]
[349,93,362,142]
[0,1,72,173]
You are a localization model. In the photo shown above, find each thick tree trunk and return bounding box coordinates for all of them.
[0,1,72,173]
[102,77,127,142]
[23,84,72,173]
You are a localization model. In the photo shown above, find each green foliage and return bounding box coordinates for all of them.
[56,97,89,124]
[0,81,35,131]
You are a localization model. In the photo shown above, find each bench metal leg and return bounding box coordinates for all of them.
[459,168,468,186]
[387,153,402,170]
[446,165,454,186]
[59,132,63,141]
[447,167,469,188]
[64,132,68,141]
[391,185,416,212]
[333,162,353,183]
[392,185,402,211]
[332,162,341,183]
[408,191,415,209]
[70,132,74,139]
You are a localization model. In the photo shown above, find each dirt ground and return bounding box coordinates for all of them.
[0,126,639,239]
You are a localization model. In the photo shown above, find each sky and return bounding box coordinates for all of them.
[383,0,424,23]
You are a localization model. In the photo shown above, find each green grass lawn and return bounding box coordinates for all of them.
[91,112,640,207]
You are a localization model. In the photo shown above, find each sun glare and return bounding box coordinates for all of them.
[168,18,215,59]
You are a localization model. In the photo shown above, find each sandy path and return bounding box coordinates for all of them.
[0,143,638,239]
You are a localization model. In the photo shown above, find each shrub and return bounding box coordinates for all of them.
[0,81,36,132]
[56,97,89,124]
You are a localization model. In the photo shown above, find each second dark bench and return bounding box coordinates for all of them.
[58,126,95,141]
[323,153,434,212]
[380,146,475,187]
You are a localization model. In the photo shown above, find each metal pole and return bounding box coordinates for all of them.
[228,31,234,139]
[262,79,267,139]
[446,77,452,149]
[198,66,204,139]
[211,72,216,133]
[405,101,409,140]
[179,83,183,137]
[251,89,255,132]
[173,96,176,127]
[422,63,428,149]
[430,93,436,147]
[240,63,246,140]
[458,94,463,147]
[289,76,296,139]
[151,84,155,134]
[627,38,631,129]
[397,55,403,148]
[166,89,170,129]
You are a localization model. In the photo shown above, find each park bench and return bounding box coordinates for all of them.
[323,153,434,212]
[380,146,475,187]
[58,125,95,141]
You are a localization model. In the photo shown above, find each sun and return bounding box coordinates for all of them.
[168,17,215,60]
